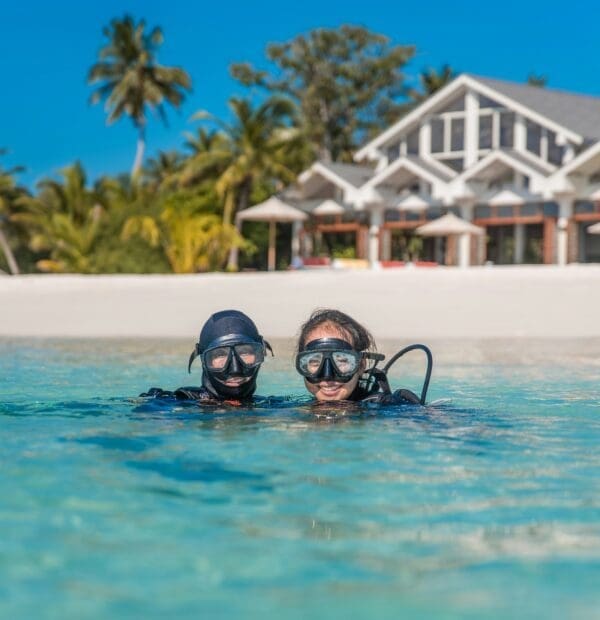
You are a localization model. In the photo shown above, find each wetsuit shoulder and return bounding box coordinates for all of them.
[139,387,175,398]
[361,388,422,405]
[139,386,214,401]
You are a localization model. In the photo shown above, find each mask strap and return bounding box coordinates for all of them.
[264,339,274,357]
[187,343,200,374]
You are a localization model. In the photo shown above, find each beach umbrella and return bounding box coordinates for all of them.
[237,196,308,271]
[416,212,484,237]
[312,199,345,216]
[587,221,600,234]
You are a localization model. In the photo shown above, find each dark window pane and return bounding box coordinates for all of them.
[430,118,444,153]
[479,94,502,108]
[526,120,541,155]
[442,95,465,112]
[500,112,514,147]
[479,115,493,148]
[451,118,464,151]
[387,143,400,162]
[407,128,419,154]
[547,131,564,165]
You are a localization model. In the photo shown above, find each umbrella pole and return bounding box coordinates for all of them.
[268,220,276,271]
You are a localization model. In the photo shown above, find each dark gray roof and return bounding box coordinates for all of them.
[468,74,600,140]
[499,149,552,176]
[405,155,455,181]
[319,161,375,187]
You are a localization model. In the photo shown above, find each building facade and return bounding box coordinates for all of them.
[287,74,600,266]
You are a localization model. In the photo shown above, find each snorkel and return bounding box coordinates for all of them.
[188,310,272,400]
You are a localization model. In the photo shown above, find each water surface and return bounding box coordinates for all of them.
[1,338,599,619]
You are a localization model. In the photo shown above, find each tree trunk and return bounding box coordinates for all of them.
[225,177,252,271]
[131,121,146,178]
[0,226,19,274]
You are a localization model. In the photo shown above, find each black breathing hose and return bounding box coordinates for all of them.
[383,344,433,405]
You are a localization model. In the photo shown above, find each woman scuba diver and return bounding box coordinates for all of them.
[141,309,272,403]
[295,308,432,405]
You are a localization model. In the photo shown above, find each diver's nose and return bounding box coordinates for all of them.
[228,351,242,375]
[320,357,335,381]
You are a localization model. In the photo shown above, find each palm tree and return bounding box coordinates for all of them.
[14,163,104,273]
[143,150,184,190]
[88,15,192,177]
[408,65,456,105]
[181,96,304,226]
[0,151,25,274]
[122,190,244,273]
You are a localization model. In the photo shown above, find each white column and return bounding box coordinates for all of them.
[419,118,431,158]
[368,206,383,268]
[557,197,573,266]
[515,114,526,152]
[514,223,525,264]
[464,89,479,167]
[291,221,302,263]
[458,233,471,267]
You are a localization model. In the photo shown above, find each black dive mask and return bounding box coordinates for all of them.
[296,338,383,384]
[188,334,273,399]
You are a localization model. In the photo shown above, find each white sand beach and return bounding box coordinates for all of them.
[0,264,598,341]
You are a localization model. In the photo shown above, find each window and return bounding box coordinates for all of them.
[439,95,465,113]
[479,115,493,149]
[407,128,419,155]
[451,118,464,151]
[387,142,400,163]
[526,120,542,155]
[499,112,514,148]
[479,94,502,108]
[430,118,444,153]
[547,131,564,165]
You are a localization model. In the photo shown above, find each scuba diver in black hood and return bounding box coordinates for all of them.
[295,308,432,405]
[140,309,272,404]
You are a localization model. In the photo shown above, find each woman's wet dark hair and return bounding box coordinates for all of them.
[296,308,376,353]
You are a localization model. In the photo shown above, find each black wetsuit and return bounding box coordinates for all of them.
[139,386,252,405]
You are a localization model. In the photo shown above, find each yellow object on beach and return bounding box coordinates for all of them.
[331,258,370,270]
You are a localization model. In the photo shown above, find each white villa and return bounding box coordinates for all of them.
[279,74,600,266]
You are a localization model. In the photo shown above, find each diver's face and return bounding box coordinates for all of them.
[302,324,363,401]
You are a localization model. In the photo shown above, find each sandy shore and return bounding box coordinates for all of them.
[0,265,598,340]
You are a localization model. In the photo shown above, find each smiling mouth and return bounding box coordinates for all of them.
[221,376,251,386]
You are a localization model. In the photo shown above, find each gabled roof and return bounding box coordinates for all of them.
[457,148,550,184]
[365,155,452,189]
[468,75,600,141]
[355,73,597,160]
[318,161,375,188]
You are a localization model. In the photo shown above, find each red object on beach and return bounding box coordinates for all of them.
[380,260,406,268]
[414,261,438,267]
[302,257,332,267]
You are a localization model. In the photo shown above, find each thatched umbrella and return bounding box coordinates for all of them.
[416,213,484,267]
[237,197,308,271]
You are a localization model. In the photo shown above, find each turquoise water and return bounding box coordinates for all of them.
[1,339,599,619]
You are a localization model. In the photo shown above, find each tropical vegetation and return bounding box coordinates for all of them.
[5,16,509,275]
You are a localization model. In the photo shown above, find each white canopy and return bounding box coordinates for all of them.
[395,193,439,211]
[587,221,600,234]
[236,196,308,223]
[312,199,345,216]
[486,187,541,206]
[416,213,485,237]
[236,197,307,271]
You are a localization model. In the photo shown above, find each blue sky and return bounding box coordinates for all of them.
[2,0,599,188]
